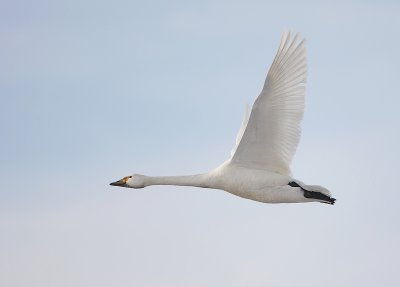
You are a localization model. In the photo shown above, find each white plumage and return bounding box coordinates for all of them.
[230,104,250,157]
[110,32,335,205]
[232,32,306,176]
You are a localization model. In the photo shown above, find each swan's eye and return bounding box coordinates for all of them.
[122,176,132,183]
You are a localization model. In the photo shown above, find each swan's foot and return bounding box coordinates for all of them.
[288,181,336,205]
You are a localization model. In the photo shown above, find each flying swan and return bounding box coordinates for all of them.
[110,32,336,205]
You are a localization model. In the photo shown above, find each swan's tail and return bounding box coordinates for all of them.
[288,181,336,205]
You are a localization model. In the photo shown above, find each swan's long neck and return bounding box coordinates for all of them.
[144,173,213,188]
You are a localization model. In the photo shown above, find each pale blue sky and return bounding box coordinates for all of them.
[1,0,400,286]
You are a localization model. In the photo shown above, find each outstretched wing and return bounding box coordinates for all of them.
[231,32,307,175]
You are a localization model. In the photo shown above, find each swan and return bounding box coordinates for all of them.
[110,31,336,205]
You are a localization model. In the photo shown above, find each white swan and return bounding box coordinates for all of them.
[110,32,335,205]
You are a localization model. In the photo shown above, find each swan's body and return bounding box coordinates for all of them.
[111,32,336,205]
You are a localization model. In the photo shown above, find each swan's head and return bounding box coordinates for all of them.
[110,174,146,189]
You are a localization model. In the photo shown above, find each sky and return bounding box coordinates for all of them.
[1,0,400,286]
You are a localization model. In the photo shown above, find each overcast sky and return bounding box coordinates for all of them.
[1,0,400,286]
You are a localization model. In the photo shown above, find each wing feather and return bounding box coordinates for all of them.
[231,32,307,175]
[230,104,251,157]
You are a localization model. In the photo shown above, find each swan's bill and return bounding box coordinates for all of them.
[110,176,132,187]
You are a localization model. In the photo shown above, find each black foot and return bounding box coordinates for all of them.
[288,181,336,205]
